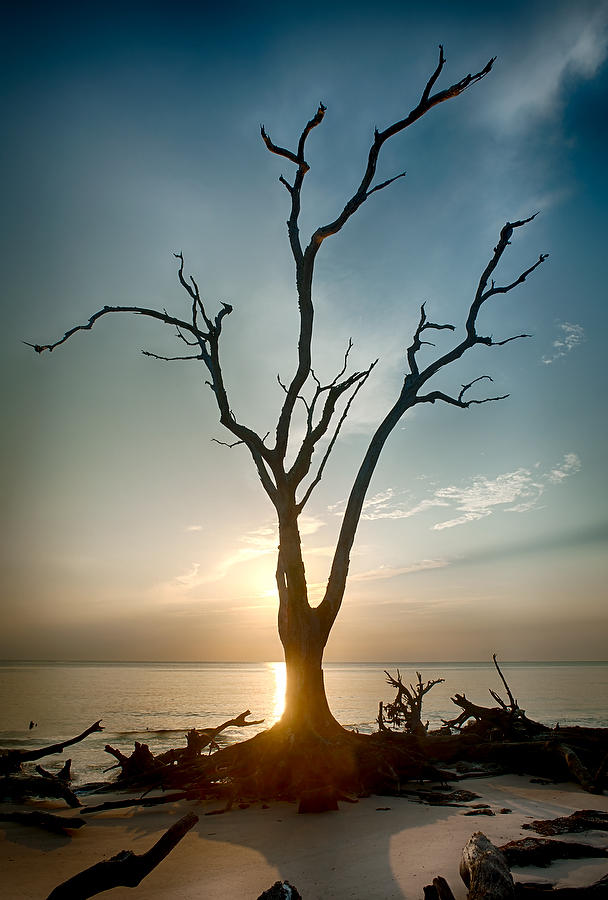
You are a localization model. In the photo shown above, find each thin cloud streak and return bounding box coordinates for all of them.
[543,322,585,364]
[331,454,581,531]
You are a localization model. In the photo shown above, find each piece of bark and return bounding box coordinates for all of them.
[499,836,608,867]
[1,775,81,807]
[0,810,85,835]
[523,810,608,836]
[460,831,515,899]
[81,791,193,815]
[514,874,608,897]
[46,811,198,899]
[423,875,457,899]
[0,722,103,776]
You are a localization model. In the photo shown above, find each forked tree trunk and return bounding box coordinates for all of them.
[275,517,345,737]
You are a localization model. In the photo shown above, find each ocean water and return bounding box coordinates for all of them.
[1,660,606,785]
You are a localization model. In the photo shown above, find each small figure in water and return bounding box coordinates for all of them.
[29,720,37,729]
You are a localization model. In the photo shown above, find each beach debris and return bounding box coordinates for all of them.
[0,720,103,777]
[442,656,545,739]
[103,709,263,783]
[0,774,81,807]
[378,670,445,735]
[464,807,495,816]
[522,809,608,836]
[45,811,198,899]
[459,831,515,899]
[257,881,302,899]
[498,836,608,868]
[0,809,85,835]
[80,790,194,815]
[428,832,608,900]
[423,875,456,899]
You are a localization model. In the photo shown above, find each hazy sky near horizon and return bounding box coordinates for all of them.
[2,0,607,662]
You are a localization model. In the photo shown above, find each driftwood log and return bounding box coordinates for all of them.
[46,811,198,899]
[0,810,85,835]
[104,710,263,783]
[1,774,81,807]
[459,831,515,899]
[81,791,193,815]
[0,721,103,776]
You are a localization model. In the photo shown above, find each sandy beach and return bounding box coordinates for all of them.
[2,775,607,899]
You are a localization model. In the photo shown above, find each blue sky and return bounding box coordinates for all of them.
[2,0,607,661]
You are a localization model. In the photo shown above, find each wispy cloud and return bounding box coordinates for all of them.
[542,322,585,364]
[488,7,608,130]
[185,524,203,532]
[332,453,581,532]
[546,452,581,484]
[348,559,448,581]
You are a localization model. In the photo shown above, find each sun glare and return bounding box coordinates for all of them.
[267,661,286,723]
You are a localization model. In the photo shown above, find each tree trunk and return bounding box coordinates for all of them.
[275,511,345,737]
[282,642,342,735]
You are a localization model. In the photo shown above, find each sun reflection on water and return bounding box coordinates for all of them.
[267,661,286,723]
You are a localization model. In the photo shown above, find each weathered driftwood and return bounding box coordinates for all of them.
[104,710,263,782]
[0,721,103,776]
[523,809,608,836]
[423,875,457,899]
[459,831,515,899]
[514,874,608,898]
[81,791,193,815]
[444,656,545,739]
[0,810,85,835]
[46,811,198,900]
[1,774,81,807]
[379,670,445,736]
[498,836,608,867]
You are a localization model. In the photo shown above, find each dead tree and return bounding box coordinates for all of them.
[29,47,547,770]
[443,656,545,739]
[379,670,445,735]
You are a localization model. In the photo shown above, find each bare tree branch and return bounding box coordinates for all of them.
[212,438,245,449]
[297,361,377,511]
[141,351,204,362]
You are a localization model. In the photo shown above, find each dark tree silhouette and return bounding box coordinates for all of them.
[29,48,547,749]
